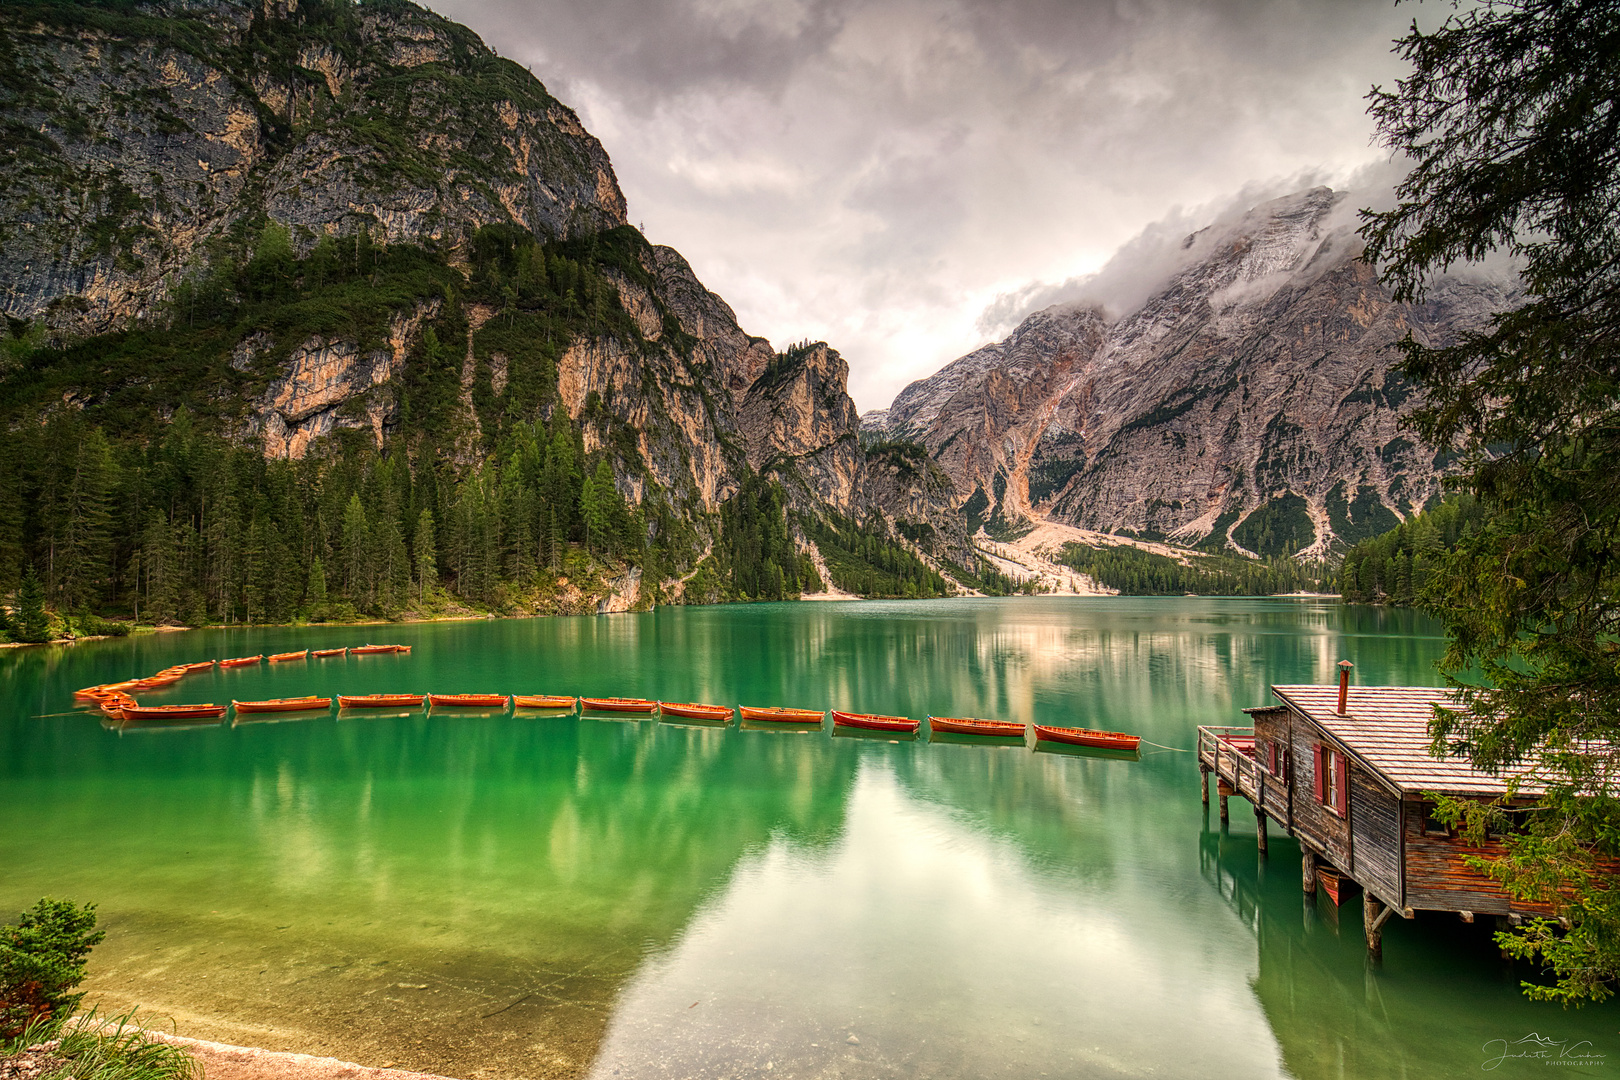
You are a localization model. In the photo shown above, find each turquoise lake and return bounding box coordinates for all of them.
[1,597,1612,1078]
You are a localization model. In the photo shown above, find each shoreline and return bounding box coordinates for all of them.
[1,592,1356,648]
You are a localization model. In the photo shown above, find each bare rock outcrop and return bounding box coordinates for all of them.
[876,186,1517,554]
[0,0,626,337]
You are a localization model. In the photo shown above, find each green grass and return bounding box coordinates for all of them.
[2,1010,200,1080]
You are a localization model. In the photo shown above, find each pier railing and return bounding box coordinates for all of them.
[1197,724,1282,821]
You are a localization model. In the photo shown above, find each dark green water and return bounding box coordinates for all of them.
[1,598,1612,1079]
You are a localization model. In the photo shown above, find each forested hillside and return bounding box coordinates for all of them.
[0,0,976,640]
[1337,496,1486,605]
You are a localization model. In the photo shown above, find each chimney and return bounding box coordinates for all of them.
[1337,660,1353,716]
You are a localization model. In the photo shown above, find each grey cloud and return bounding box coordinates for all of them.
[423,0,1446,409]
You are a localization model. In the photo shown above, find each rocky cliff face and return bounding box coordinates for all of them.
[0,0,956,597]
[868,187,1516,555]
[0,0,625,338]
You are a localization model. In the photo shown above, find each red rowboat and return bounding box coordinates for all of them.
[183,661,216,673]
[513,694,578,709]
[429,694,510,708]
[269,650,308,663]
[75,685,109,700]
[312,648,347,658]
[220,655,262,668]
[98,692,136,720]
[122,703,227,721]
[929,716,1026,738]
[581,697,658,714]
[659,702,734,721]
[233,696,333,713]
[1032,725,1141,751]
[739,706,824,723]
[832,710,919,733]
[1316,866,1359,906]
[352,644,410,655]
[338,694,426,708]
[133,674,183,689]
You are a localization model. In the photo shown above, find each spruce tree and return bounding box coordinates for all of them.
[16,566,47,644]
[413,511,437,603]
[1363,0,1620,1002]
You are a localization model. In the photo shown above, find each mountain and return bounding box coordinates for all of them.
[0,0,981,625]
[866,187,1517,556]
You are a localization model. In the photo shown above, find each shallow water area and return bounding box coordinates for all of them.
[2,598,1612,1079]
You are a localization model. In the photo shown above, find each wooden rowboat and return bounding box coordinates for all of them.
[352,644,410,655]
[581,697,658,714]
[1032,725,1141,751]
[311,648,347,658]
[268,650,308,663]
[132,674,183,690]
[928,715,1026,738]
[219,655,262,668]
[338,694,426,708]
[98,692,136,720]
[75,685,109,700]
[832,710,919,733]
[659,701,734,721]
[1316,866,1358,906]
[183,661,217,672]
[739,706,825,723]
[429,694,510,708]
[233,696,333,713]
[513,694,578,709]
[122,703,227,720]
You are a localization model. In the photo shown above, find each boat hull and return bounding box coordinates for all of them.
[832,710,919,733]
[234,697,333,713]
[514,695,578,709]
[338,694,426,708]
[928,716,1026,738]
[1032,725,1141,751]
[268,651,308,662]
[122,704,227,720]
[659,702,733,721]
[351,644,409,655]
[311,648,347,658]
[219,656,262,668]
[429,694,510,708]
[581,697,658,714]
[739,706,825,723]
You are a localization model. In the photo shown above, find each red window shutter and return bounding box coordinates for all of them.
[1267,741,1278,774]
[1334,751,1349,817]
[1313,744,1325,803]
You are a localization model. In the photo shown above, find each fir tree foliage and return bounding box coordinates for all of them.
[1361,0,1620,1002]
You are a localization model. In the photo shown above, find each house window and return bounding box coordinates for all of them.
[1264,739,1286,779]
[1313,744,1348,819]
[1422,806,1452,838]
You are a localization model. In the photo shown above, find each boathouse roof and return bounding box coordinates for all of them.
[1269,684,1544,797]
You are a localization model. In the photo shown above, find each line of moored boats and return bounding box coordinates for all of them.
[69,646,1140,750]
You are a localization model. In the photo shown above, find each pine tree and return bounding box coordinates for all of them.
[340,493,369,603]
[16,566,48,643]
[413,510,437,603]
[307,553,328,615]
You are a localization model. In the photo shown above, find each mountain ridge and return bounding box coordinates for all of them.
[865,186,1517,556]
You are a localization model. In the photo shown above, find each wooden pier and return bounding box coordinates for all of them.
[1199,666,1563,960]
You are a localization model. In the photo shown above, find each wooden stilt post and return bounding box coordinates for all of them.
[1364,895,1392,961]
[1302,849,1317,894]
[1200,765,1210,806]
[1218,792,1229,823]
[1255,807,1268,854]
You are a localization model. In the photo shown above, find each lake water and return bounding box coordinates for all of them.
[1,598,1611,1079]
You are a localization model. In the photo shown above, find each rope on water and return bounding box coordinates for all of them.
[1140,738,1192,752]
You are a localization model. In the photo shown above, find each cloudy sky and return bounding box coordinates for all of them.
[428,0,1429,411]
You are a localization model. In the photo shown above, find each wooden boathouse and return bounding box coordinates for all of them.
[1198,664,1552,958]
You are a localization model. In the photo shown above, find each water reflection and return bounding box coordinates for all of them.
[0,599,1603,1080]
